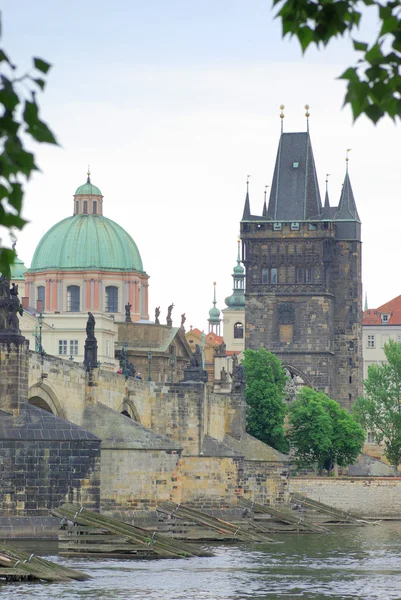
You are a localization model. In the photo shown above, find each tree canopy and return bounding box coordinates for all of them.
[288,387,365,474]
[243,347,289,452]
[354,339,401,471]
[0,18,57,279]
[273,0,401,123]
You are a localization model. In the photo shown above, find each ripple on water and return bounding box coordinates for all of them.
[2,523,401,600]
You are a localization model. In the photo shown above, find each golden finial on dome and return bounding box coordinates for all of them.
[87,165,91,183]
[280,104,285,118]
[213,281,216,286]
[305,104,310,118]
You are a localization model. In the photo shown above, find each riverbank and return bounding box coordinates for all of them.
[291,476,401,519]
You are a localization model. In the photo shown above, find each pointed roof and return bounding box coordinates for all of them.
[242,178,251,219]
[262,186,268,217]
[334,171,360,222]
[267,132,322,221]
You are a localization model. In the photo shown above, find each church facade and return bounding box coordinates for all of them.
[240,128,362,409]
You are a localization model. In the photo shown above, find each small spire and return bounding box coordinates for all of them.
[346,148,352,172]
[242,177,251,219]
[237,239,241,263]
[325,173,331,193]
[280,104,285,133]
[364,291,368,311]
[87,165,91,183]
[213,281,217,306]
[305,104,310,132]
[262,184,269,217]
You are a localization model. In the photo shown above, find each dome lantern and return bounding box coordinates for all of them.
[74,169,103,216]
[208,282,221,335]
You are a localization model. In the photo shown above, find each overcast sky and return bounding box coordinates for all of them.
[2,1,399,329]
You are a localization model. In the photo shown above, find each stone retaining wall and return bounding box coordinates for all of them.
[291,477,401,518]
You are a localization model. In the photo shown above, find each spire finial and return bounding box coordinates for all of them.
[305,104,310,132]
[280,104,285,133]
[237,239,241,263]
[264,184,269,202]
[325,173,331,193]
[87,165,91,183]
[346,148,352,172]
[246,175,250,194]
[213,281,217,306]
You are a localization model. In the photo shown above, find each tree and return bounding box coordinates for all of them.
[354,339,401,472]
[0,16,57,279]
[273,0,401,124]
[288,387,365,474]
[243,347,289,452]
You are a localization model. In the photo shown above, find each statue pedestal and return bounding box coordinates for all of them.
[84,338,98,369]
[182,367,208,383]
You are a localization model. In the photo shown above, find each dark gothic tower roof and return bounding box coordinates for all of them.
[334,171,361,222]
[267,132,322,221]
[242,179,251,219]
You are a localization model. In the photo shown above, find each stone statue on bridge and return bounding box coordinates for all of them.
[0,276,23,336]
[84,311,98,369]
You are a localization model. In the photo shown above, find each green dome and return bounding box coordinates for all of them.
[233,263,244,274]
[225,291,245,308]
[75,181,102,196]
[29,215,144,273]
[11,256,27,280]
[208,306,221,321]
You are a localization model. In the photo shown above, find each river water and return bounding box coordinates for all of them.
[2,523,401,600]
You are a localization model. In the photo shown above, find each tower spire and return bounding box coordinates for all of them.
[208,281,221,335]
[242,175,251,219]
[280,104,285,133]
[262,185,269,217]
[305,104,310,133]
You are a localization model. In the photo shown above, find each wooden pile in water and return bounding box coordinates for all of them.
[0,541,90,583]
[290,492,377,526]
[238,498,331,533]
[157,502,272,542]
[52,504,212,559]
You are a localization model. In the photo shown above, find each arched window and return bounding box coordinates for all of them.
[83,200,88,214]
[67,285,80,312]
[93,200,97,214]
[75,200,79,214]
[37,285,45,311]
[234,322,244,339]
[106,286,118,312]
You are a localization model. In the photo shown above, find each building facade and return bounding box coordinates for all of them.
[362,295,401,378]
[240,128,362,409]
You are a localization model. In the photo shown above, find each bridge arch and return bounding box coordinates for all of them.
[28,383,67,419]
[119,399,140,422]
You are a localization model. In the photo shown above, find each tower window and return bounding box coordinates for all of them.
[291,222,299,230]
[93,200,97,214]
[75,200,79,214]
[271,268,278,284]
[83,200,88,214]
[305,268,313,283]
[262,269,269,284]
[234,322,244,339]
[67,285,80,312]
[273,222,282,231]
[106,286,118,312]
[296,268,304,284]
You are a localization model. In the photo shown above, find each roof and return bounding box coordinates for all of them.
[187,328,223,346]
[266,132,322,221]
[334,171,360,222]
[10,256,27,280]
[363,294,401,325]
[75,179,102,196]
[28,214,144,273]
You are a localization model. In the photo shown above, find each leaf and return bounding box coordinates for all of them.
[33,78,46,91]
[353,39,368,52]
[33,57,51,74]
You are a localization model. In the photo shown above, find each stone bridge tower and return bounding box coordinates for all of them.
[240,124,362,409]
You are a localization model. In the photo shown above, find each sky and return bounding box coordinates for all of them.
[2,1,400,329]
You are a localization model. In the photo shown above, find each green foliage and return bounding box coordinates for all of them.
[0,16,57,279]
[243,347,289,452]
[288,387,365,474]
[354,339,401,470]
[273,0,401,123]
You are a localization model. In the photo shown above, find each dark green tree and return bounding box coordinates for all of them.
[288,387,365,474]
[243,347,289,452]
[354,339,401,472]
[273,0,401,123]
[0,16,57,278]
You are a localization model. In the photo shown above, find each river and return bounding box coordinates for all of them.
[2,522,401,599]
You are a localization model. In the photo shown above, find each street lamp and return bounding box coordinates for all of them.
[147,351,152,381]
[37,312,44,355]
